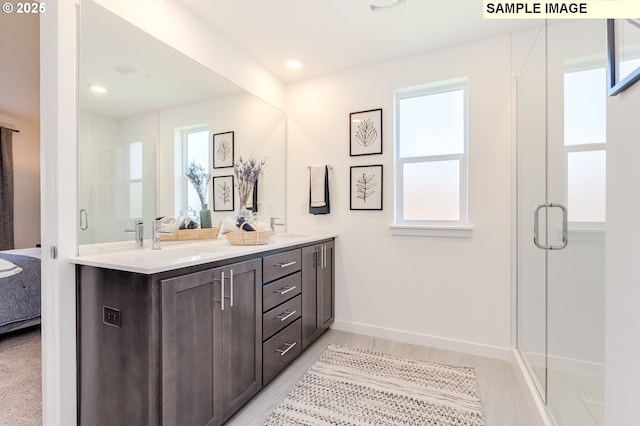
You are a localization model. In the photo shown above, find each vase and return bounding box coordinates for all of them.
[200,203,212,228]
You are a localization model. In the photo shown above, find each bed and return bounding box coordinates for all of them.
[0,247,41,334]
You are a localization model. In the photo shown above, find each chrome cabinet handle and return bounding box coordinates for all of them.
[323,245,327,268]
[80,209,89,230]
[229,269,234,307]
[220,271,225,311]
[275,310,297,322]
[533,203,568,250]
[276,342,297,356]
[276,260,297,268]
[276,285,296,295]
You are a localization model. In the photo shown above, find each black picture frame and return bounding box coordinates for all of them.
[350,165,383,210]
[607,19,640,96]
[350,108,382,156]
[213,131,234,168]
[213,175,234,211]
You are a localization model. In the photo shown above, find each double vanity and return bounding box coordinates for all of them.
[72,234,335,425]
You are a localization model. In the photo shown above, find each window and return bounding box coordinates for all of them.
[181,127,209,211]
[393,79,468,233]
[563,67,606,226]
[128,141,143,219]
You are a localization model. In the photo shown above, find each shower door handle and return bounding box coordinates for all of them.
[533,203,568,250]
[80,209,89,231]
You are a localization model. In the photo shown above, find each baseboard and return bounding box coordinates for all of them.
[330,320,512,361]
[519,349,604,378]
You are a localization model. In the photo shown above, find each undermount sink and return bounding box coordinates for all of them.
[129,245,220,259]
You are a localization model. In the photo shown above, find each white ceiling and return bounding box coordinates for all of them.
[176,0,541,82]
[79,1,242,119]
[0,0,541,123]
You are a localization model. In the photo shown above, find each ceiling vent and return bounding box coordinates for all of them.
[369,0,408,12]
[114,64,140,75]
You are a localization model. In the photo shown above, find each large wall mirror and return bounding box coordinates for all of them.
[78,0,286,249]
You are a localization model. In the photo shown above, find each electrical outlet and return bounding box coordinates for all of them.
[300,202,307,214]
[103,306,122,328]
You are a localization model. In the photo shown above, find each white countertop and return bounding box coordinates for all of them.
[70,233,335,274]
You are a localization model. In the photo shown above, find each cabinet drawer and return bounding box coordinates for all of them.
[262,272,301,312]
[263,248,301,283]
[263,319,302,385]
[263,295,301,340]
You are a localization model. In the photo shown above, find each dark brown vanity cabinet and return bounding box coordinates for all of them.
[161,258,261,426]
[301,241,335,349]
[76,239,334,426]
[77,258,261,426]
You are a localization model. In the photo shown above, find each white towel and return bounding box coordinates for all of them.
[310,165,327,207]
[0,258,22,278]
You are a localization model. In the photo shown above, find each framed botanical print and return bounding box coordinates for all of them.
[213,131,234,168]
[350,165,383,210]
[350,108,382,156]
[213,175,234,211]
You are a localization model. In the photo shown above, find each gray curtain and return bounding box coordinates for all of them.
[0,127,14,250]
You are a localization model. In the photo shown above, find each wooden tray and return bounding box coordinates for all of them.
[225,230,272,245]
[160,227,220,241]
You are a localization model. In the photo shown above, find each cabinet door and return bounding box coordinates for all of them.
[220,258,262,419]
[301,245,319,349]
[161,269,223,426]
[318,241,335,329]
[302,242,335,349]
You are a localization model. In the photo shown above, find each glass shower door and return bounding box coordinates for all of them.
[517,20,606,426]
[516,23,548,402]
[545,20,606,426]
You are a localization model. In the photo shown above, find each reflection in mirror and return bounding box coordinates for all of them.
[78,0,286,249]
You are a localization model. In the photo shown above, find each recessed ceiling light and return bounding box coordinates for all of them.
[286,59,302,69]
[90,85,107,94]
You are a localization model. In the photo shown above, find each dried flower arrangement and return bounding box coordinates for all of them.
[234,155,266,207]
[185,160,211,206]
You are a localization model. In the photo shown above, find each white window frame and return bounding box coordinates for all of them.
[391,79,471,238]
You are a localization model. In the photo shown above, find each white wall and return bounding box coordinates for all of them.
[156,92,286,225]
[286,35,514,358]
[0,113,40,248]
[605,72,640,425]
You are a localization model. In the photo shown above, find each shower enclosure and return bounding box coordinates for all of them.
[516,20,606,426]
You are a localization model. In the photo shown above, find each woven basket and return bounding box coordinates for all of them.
[160,227,220,241]
[225,230,272,246]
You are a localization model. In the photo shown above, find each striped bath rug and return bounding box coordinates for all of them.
[265,344,486,426]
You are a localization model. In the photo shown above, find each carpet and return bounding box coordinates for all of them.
[0,327,41,426]
[265,344,486,426]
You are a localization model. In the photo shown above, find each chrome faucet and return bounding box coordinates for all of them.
[152,219,173,250]
[270,217,285,233]
[125,219,144,248]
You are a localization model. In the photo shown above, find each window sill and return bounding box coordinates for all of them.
[389,224,473,238]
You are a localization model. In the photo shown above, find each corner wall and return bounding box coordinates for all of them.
[605,74,640,426]
[285,35,514,358]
